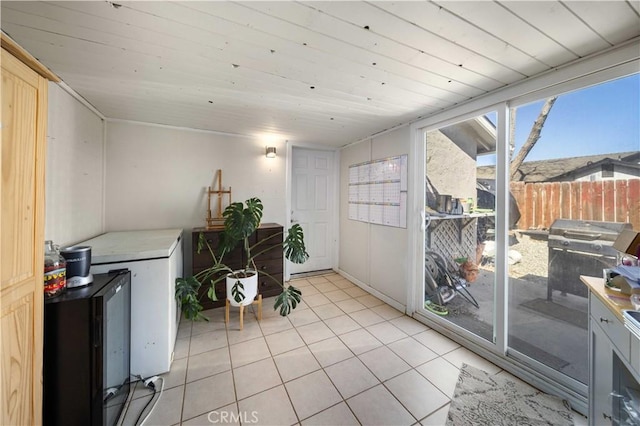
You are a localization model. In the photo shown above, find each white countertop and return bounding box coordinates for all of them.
[79,229,183,264]
[581,275,634,322]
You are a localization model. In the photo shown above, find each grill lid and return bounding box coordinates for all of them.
[548,219,631,243]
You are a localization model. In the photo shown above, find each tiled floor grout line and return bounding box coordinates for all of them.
[242,278,454,424]
[122,273,467,425]
[256,303,304,425]
[177,319,193,424]
[229,283,436,423]
[224,311,240,426]
[236,277,370,424]
[279,300,370,425]
[118,272,590,425]
[307,279,443,424]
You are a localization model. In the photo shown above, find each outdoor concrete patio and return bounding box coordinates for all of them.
[431,240,590,385]
[424,236,588,384]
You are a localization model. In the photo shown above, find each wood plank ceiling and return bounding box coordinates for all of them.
[2,1,639,147]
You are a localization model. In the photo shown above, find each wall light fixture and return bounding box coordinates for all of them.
[266,146,277,158]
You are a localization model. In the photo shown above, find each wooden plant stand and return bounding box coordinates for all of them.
[225,294,262,330]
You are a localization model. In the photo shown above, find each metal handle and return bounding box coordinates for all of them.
[562,230,602,241]
[600,317,610,324]
[603,413,612,420]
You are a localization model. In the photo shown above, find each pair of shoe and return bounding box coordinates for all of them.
[424,300,448,316]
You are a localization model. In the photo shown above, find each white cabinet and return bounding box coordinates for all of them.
[590,314,614,424]
[79,229,183,378]
[586,279,640,426]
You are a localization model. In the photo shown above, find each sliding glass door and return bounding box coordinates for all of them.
[418,72,639,396]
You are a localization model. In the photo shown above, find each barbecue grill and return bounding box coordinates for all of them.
[547,219,631,300]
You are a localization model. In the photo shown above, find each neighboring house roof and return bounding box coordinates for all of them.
[550,156,640,181]
[477,151,639,182]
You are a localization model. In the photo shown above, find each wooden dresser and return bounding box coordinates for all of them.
[192,223,284,310]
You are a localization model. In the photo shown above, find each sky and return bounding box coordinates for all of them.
[477,73,639,166]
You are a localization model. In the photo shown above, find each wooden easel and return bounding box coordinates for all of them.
[206,169,232,229]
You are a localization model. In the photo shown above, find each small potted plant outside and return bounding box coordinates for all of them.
[175,197,309,320]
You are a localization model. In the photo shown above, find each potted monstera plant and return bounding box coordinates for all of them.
[175,197,309,321]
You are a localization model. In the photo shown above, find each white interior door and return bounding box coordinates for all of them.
[290,148,334,274]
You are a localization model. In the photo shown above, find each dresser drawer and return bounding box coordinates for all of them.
[192,232,242,269]
[255,225,283,245]
[258,275,284,298]
[196,275,227,310]
[590,295,631,358]
[254,244,283,261]
[254,258,284,276]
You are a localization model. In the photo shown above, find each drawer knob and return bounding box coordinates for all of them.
[600,317,610,324]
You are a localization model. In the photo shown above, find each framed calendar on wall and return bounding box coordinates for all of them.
[348,154,407,228]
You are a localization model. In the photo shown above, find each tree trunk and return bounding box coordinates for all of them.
[510,96,558,181]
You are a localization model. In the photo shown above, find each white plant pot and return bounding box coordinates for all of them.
[226,270,258,307]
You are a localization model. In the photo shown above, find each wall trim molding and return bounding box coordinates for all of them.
[57,81,106,120]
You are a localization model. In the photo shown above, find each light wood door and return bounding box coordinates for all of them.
[1,47,48,426]
[290,148,334,274]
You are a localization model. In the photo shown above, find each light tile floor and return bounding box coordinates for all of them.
[118,272,588,426]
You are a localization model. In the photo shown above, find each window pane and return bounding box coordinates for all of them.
[424,112,497,343]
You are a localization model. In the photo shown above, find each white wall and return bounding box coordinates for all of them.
[45,83,105,246]
[575,170,640,182]
[105,121,288,273]
[426,130,477,204]
[339,141,370,284]
[339,126,411,309]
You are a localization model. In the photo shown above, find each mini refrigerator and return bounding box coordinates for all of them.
[78,229,183,378]
[43,271,131,426]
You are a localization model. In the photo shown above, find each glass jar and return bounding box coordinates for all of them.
[44,240,66,298]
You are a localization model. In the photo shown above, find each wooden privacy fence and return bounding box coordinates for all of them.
[511,179,640,230]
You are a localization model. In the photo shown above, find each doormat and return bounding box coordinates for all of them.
[520,298,588,330]
[446,364,574,426]
[508,335,570,371]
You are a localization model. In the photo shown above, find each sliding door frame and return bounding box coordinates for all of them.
[407,40,640,416]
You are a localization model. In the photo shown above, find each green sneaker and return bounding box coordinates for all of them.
[424,300,448,316]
